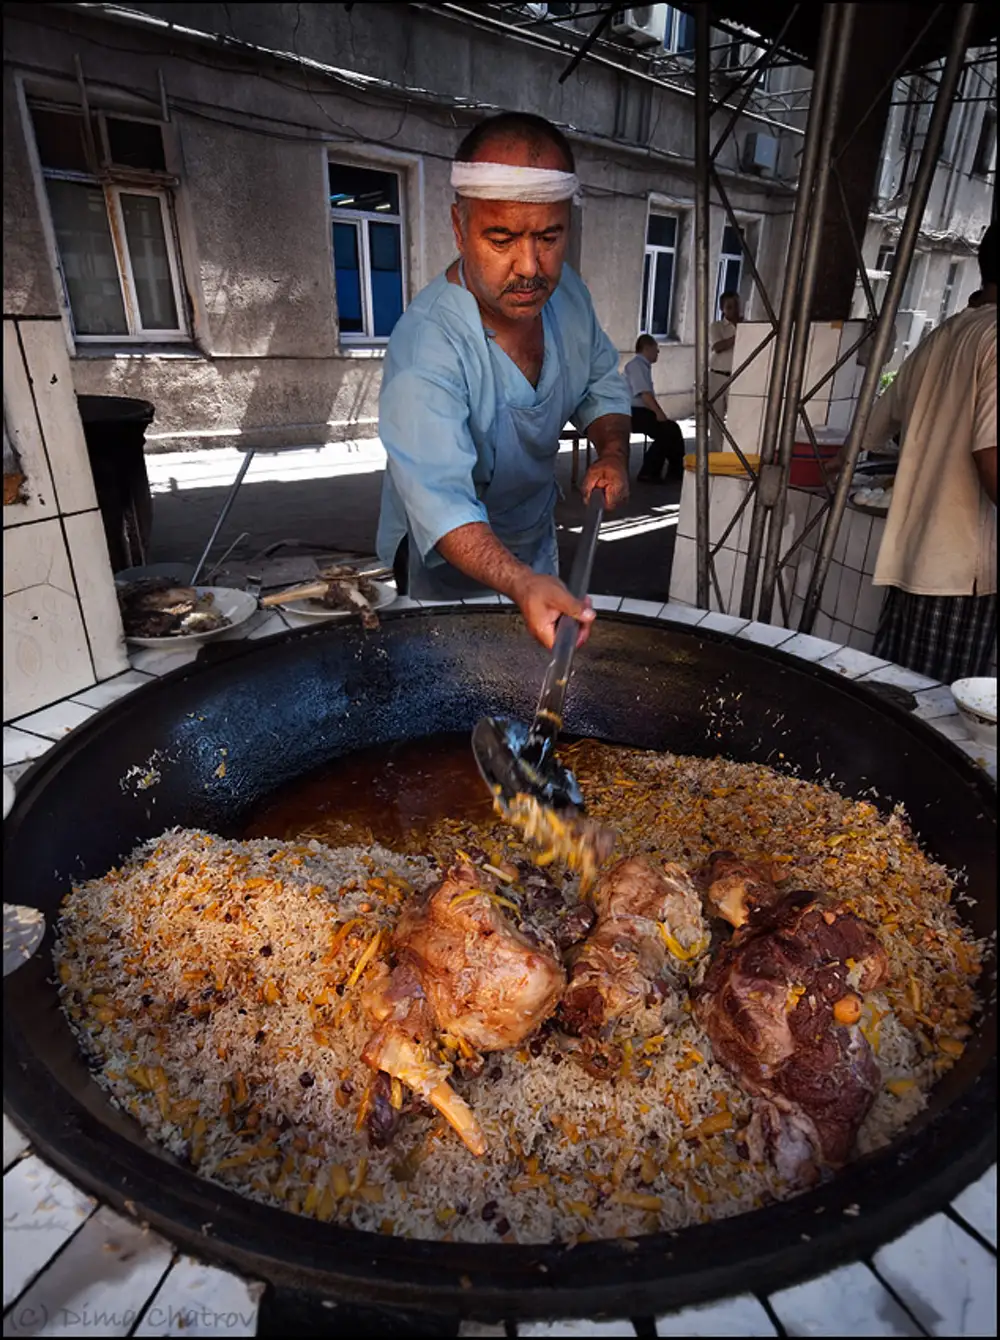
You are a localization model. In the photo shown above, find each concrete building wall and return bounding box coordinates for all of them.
[2,3,801,449]
[858,49,996,365]
[2,4,992,449]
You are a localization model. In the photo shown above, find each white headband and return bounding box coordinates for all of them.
[451,161,581,205]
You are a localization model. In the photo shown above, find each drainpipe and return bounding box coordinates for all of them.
[800,3,978,633]
[693,3,711,609]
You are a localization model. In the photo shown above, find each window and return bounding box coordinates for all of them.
[716,31,771,91]
[939,262,959,324]
[664,7,695,55]
[715,224,743,315]
[874,244,896,276]
[972,109,996,178]
[29,104,187,341]
[329,162,405,342]
[640,212,678,339]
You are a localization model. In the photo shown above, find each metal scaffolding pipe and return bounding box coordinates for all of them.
[800,2,979,634]
[694,2,711,610]
[738,3,840,620]
[757,4,858,623]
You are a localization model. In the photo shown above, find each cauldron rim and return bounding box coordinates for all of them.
[4,607,996,1319]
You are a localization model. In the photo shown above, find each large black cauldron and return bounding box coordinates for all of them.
[3,610,995,1320]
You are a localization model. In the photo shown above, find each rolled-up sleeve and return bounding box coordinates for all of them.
[571,304,631,432]
[379,325,488,565]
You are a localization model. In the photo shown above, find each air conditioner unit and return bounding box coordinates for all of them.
[610,5,668,49]
[741,132,779,177]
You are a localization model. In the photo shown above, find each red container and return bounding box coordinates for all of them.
[789,438,842,488]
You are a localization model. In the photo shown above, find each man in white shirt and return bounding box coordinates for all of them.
[861,222,996,683]
[708,290,742,451]
[623,334,685,483]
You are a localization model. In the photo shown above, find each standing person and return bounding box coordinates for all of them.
[376,112,632,650]
[708,290,743,451]
[862,222,996,683]
[624,334,685,483]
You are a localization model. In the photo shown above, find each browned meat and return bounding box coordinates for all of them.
[695,891,890,1182]
[360,863,566,1154]
[558,857,708,1046]
[698,850,782,929]
[395,862,566,1051]
[360,960,487,1156]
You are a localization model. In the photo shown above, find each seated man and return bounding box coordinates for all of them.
[624,335,685,483]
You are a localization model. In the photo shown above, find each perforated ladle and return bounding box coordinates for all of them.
[472,487,605,816]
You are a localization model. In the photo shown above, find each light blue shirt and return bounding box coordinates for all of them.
[376,264,630,568]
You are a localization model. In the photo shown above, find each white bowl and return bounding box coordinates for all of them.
[950,677,997,749]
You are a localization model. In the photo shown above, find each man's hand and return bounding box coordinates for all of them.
[511,571,595,651]
[584,413,632,510]
[582,456,629,509]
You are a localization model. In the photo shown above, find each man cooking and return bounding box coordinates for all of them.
[376,112,632,650]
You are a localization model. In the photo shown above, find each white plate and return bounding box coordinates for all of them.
[951,676,997,749]
[283,580,397,622]
[124,586,259,649]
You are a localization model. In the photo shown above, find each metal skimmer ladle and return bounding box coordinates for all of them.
[472,486,605,817]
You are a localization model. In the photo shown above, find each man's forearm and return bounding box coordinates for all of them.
[640,392,666,420]
[436,523,532,600]
[588,413,632,464]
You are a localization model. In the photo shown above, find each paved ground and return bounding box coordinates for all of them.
[146,429,693,601]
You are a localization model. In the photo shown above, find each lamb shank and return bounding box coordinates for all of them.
[361,862,566,1154]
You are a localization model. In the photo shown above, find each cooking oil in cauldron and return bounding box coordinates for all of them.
[242,732,494,850]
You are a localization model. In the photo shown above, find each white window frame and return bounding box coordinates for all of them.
[641,209,679,341]
[329,162,407,346]
[715,225,744,316]
[28,104,188,344]
[663,7,694,56]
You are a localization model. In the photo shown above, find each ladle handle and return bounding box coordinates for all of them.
[528,487,605,750]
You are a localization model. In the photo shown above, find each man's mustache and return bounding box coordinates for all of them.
[502,277,549,295]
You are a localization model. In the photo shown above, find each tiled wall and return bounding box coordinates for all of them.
[724,319,868,451]
[670,472,888,655]
[3,317,127,721]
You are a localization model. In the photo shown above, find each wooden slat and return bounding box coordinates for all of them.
[873,1213,997,1337]
[654,1293,776,1336]
[768,1261,922,1336]
[3,1115,30,1171]
[3,1157,96,1308]
[2,1204,174,1337]
[132,1257,264,1338]
[951,1166,997,1249]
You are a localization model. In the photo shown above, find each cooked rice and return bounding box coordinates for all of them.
[54,743,985,1245]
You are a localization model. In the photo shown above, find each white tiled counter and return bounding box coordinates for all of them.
[4,599,996,1336]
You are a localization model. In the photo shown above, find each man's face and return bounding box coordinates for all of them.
[722,294,742,324]
[643,341,659,363]
[452,196,570,323]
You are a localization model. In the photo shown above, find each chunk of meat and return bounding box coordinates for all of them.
[695,891,890,1182]
[359,863,566,1155]
[558,857,708,1045]
[362,1018,486,1157]
[698,850,782,929]
[395,862,566,1051]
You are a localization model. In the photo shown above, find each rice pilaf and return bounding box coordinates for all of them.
[54,742,985,1244]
